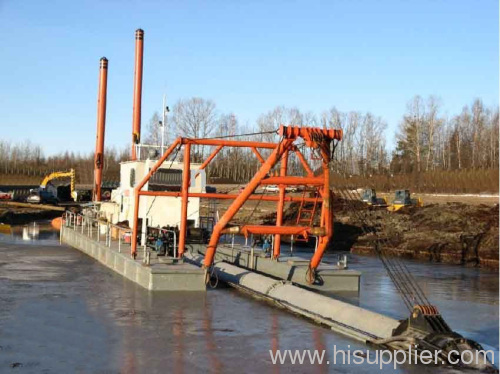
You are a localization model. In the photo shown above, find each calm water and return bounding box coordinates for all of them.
[0,223,497,373]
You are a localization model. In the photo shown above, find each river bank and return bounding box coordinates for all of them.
[0,202,62,225]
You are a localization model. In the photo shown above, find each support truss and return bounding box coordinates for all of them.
[131,125,342,279]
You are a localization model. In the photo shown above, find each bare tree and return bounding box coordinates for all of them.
[143,111,162,146]
[172,98,218,160]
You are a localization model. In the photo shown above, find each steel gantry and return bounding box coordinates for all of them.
[130,125,342,282]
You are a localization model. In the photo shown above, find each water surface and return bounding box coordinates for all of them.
[0,224,497,373]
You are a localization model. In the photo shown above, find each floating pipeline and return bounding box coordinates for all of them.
[185,252,497,372]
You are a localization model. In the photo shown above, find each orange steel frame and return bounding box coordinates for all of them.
[131,29,144,161]
[93,57,108,202]
[130,125,342,276]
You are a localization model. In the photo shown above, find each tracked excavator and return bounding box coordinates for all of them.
[26,169,76,204]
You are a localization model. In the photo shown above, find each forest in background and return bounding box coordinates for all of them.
[0,95,498,193]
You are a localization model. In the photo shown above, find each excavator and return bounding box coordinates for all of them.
[387,189,423,212]
[26,169,76,204]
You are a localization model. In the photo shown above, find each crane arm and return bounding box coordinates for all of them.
[40,169,76,200]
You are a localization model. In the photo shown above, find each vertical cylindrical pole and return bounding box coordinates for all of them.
[203,139,293,268]
[161,94,166,153]
[94,57,108,202]
[178,144,190,257]
[131,189,140,258]
[309,157,333,270]
[273,149,288,259]
[131,29,144,160]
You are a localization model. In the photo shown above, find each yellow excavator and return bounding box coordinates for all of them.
[27,169,76,204]
[387,190,423,212]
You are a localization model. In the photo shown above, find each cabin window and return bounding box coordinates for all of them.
[130,169,136,187]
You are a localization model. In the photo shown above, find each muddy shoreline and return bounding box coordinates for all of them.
[267,198,500,271]
[0,203,62,225]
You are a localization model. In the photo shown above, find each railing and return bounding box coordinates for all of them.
[62,211,133,256]
[134,144,168,161]
[61,211,182,266]
[62,211,346,268]
[147,226,178,259]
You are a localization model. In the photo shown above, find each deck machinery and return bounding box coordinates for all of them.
[131,125,341,283]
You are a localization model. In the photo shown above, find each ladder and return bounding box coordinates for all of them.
[200,198,218,233]
[295,188,321,241]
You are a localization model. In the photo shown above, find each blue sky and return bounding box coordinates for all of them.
[0,0,497,155]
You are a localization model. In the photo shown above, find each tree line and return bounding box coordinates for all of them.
[392,96,499,173]
[0,95,498,191]
[0,141,128,184]
[148,95,498,182]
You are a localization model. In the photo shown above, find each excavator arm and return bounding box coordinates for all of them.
[40,169,76,200]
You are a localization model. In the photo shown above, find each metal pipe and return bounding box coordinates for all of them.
[274,149,288,259]
[251,147,265,163]
[93,57,108,202]
[180,138,277,149]
[186,252,399,341]
[131,29,144,160]
[131,139,181,257]
[59,215,63,244]
[178,143,190,256]
[203,139,294,268]
[222,225,325,236]
[294,147,314,176]
[151,225,178,258]
[138,190,319,203]
[279,125,343,142]
[309,155,333,270]
[195,145,223,177]
[260,176,323,186]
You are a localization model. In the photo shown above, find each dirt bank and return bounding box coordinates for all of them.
[0,203,62,225]
[251,195,499,270]
[351,203,498,270]
[200,185,499,269]
[330,199,499,270]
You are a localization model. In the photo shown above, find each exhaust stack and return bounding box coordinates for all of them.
[131,28,144,160]
[94,57,108,201]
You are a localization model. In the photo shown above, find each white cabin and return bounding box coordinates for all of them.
[100,159,206,230]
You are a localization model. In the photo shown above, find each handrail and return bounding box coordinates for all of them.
[148,226,177,258]
[62,211,180,261]
[63,210,134,254]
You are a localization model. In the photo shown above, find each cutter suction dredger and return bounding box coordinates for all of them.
[185,253,496,372]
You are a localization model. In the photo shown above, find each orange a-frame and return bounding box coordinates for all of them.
[130,125,342,282]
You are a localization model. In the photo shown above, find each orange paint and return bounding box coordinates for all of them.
[51,217,62,230]
[131,29,144,160]
[94,57,108,202]
[130,125,341,271]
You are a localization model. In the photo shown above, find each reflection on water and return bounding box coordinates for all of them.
[0,220,59,245]
[0,227,497,373]
[22,222,39,241]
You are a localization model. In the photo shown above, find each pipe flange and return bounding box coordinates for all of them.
[306,267,316,285]
[204,265,219,288]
